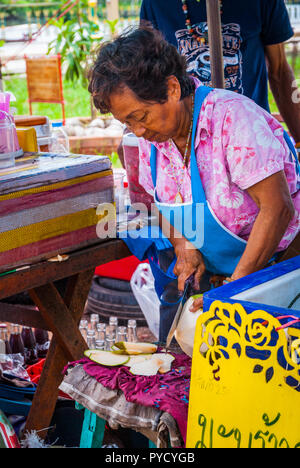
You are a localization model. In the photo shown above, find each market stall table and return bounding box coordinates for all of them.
[0,238,131,439]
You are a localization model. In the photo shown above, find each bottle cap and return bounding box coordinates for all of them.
[52,122,63,128]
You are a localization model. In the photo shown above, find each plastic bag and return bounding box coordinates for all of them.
[0,353,31,381]
[130,263,160,339]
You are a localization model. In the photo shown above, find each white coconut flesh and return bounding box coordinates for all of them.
[129,353,175,376]
[84,349,130,366]
[123,354,153,367]
[174,295,203,357]
[130,356,165,376]
[155,353,175,374]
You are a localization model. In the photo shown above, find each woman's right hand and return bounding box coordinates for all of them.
[173,239,206,293]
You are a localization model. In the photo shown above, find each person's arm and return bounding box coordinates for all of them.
[232,170,295,279]
[157,207,206,292]
[265,43,300,144]
[190,170,295,312]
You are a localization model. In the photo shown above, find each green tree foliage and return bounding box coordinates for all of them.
[48,1,102,87]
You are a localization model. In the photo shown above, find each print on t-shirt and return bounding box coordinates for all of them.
[175,22,243,93]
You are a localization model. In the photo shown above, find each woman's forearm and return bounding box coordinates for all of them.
[232,205,294,280]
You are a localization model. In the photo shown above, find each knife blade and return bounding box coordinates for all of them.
[165,274,194,350]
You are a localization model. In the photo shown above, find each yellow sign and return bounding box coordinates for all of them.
[186,300,300,448]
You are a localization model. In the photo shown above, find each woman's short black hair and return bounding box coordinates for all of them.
[88,24,194,114]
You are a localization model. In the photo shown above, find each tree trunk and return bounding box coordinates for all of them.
[90,95,97,121]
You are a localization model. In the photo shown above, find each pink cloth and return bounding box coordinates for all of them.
[65,352,191,445]
[138,80,300,251]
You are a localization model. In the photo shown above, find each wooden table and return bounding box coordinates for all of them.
[0,239,130,439]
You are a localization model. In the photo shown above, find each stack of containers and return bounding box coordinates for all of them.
[0,151,115,272]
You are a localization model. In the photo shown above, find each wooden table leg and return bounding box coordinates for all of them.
[24,269,95,439]
[29,283,87,361]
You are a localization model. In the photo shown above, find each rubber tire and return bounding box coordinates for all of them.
[85,276,147,326]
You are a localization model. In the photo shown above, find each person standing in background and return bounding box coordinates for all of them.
[140,0,300,148]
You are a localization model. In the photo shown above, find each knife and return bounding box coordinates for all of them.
[165,274,194,350]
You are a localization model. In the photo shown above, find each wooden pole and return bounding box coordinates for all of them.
[206,0,224,89]
[0,59,3,92]
[106,0,119,22]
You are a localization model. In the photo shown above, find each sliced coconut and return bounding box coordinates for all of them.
[155,353,175,374]
[123,354,153,367]
[112,342,158,355]
[84,349,129,366]
[129,356,164,376]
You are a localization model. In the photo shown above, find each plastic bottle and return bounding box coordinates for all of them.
[21,326,38,365]
[50,122,70,154]
[9,324,25,357]
[34,328,50,359]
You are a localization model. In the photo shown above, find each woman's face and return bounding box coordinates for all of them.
[108,76,184,143]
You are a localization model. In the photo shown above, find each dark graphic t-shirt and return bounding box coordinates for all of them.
[140,0,293,111]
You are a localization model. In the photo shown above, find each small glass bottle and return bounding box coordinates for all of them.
[127,320,137,343]
[105,334,115,351]
[9,324,25,357]
[96,322,106,342]
[95,339,105,351]
[79,319,89,341]
[116,326,127,342]
[34,328,50,359]
[0,324,11,354]
[90,314,99,332]
[86,330,96,349]
[107,316,118,339]
[21,326,38,365]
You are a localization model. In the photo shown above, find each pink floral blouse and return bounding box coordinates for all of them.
[138,80,300,251]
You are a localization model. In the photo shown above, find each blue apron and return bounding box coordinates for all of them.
[123,85,300,302]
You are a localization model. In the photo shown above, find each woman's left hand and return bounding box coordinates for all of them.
[189,276,233,313]
[189,295,204,312]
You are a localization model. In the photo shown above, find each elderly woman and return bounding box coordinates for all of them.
[89,26,300,337]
